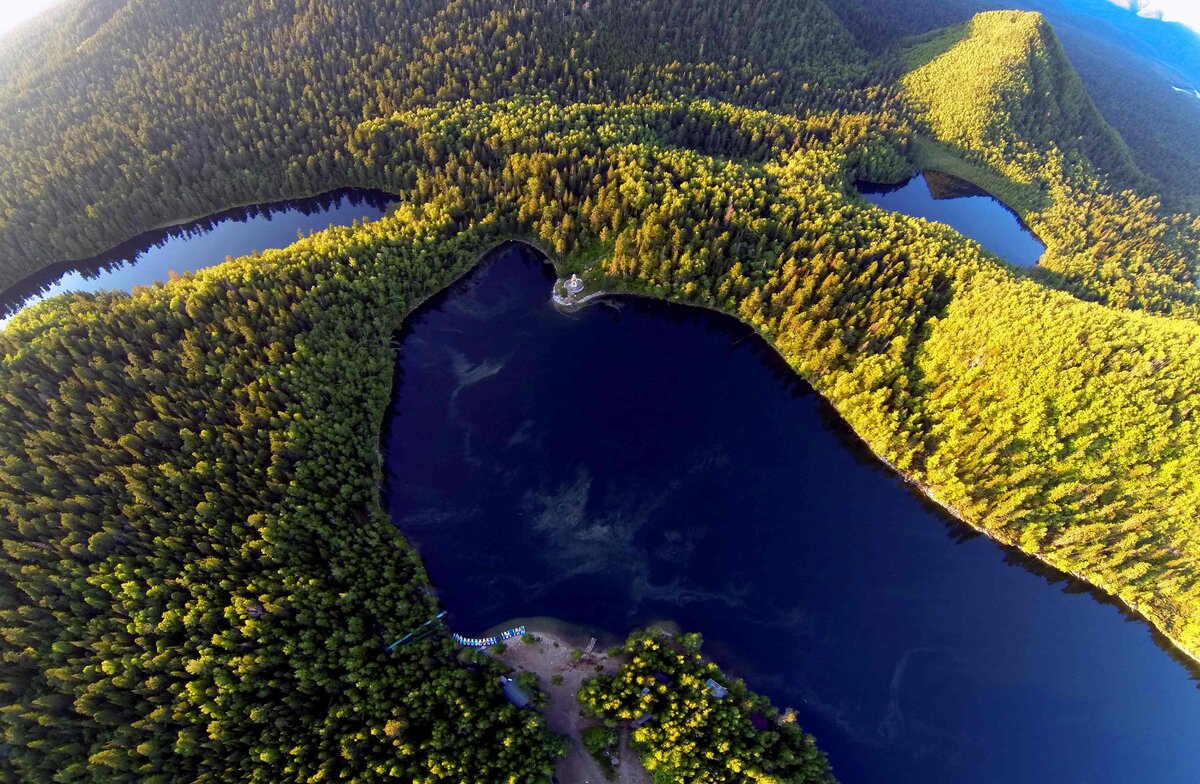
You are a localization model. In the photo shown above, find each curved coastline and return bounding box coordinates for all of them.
[854,169,1048,267]
[0,186,397,314]
[382,246,1200,779]
[526,255,1200,675]
[859,169,1043,237]
[16,201,1196,688]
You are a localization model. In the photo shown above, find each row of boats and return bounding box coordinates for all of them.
[452,625,527,648]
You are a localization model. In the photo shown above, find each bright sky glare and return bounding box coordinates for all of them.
[1108,1,1200,34]
[0,0,66,39]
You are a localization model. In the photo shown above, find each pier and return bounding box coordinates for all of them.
[453,625,527,648]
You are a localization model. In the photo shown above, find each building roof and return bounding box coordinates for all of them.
[500,676,532,708]
[705,678,728,699]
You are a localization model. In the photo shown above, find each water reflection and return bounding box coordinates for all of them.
[859,171,1045,267]
[0,189,395,322]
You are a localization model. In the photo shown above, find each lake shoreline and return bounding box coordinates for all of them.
[548,277,1200,674]
[0,185,398,309]
[855,169,1047,268]
[492,623,651,784]
[20,191,1190,680]
[397,234,1199,675]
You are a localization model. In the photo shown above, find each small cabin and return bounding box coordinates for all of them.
[499,676,532,708]
[705,678,728,699]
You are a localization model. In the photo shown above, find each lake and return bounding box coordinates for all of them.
[383,243,1200,784]
[859,172,1045,267]
[0,189,395,324]
[8,188,1194,783]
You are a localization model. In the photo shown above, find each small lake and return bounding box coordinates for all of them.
[859,172,1045,267]
[384,243,1200,784]
[0,189,395,324]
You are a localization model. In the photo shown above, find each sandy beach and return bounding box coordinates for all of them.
[494,627,650,784]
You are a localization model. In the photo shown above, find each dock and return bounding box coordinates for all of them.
[453,625,527,648]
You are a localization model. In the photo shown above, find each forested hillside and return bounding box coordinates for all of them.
[0,0,129,88]
[903,11,1142,184]
[0,0,877,288]
[4,1,1200,782]
[1060,32,1200,212]
[901,11,1200,313]
[833,0,1200,209]
[0,197,582,780]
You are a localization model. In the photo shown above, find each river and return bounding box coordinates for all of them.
[383,242,1200,784]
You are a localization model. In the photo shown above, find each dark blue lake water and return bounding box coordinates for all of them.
[383,243,1200,784]
[860,172,1045,267]
[0,189,394,324]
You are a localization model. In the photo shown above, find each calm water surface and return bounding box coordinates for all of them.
[860,172,1045,267]
[0,189,394,324]
[384,243,1200,784]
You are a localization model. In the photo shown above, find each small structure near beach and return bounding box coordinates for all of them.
[500,675,532,708]
[705,678,728,699]
[552,273,600,308]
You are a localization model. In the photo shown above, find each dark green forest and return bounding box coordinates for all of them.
[0,210,568,781]
[2,1,1200,782]
[578,631,833,783]
[0,0,878,285]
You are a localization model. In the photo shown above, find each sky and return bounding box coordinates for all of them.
[0,0,65,39]
[1108,1,1200,34]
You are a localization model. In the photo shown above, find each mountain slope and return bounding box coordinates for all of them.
[832,0,1200,208]
[901,10,1200,315]
[903,10,1144,189]
[6,2,1200,781]
[6,90,1200,781]
[0,0,130,88]
[0,0,874,288]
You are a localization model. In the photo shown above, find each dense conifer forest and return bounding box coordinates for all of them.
[578,631,833,783]
[2,1,1200,782]
[833,0,1200,210]
[900,12,1200,313]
